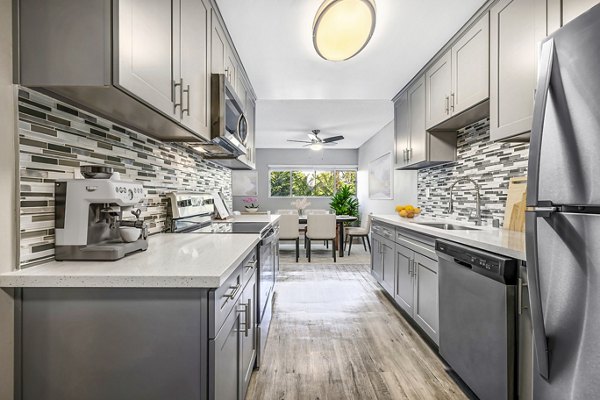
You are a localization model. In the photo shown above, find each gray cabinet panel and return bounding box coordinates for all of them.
[452,14,489,115]
[490,0,545,141]
[407,75,427,165]
[179,0,211,139]
[414,253,439,344]
[371,234,383,282]
[394,244,415,314]
[211,301,241,400]
[211,10,226,75]
[240,271,257,400]
[425,52,452,129]
[562,0,600,23]
[394,91,410,167]
[116,0,175,118]
[381,238,395,294]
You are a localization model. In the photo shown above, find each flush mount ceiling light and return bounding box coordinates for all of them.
[310,143,324,151]
[313,0,376,61]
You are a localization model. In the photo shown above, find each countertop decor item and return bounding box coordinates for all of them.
[313,0,376,61]
[503,177,527,232]
[395,204,421,218]
[242,196,259,212]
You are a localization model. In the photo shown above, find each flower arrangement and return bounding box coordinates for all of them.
[291,197,311,215]
[243,197,259,212]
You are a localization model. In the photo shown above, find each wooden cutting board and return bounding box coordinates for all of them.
[504,177,527,232]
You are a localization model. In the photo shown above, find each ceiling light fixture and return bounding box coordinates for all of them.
[310,143,324,151]
[313,0,376,61]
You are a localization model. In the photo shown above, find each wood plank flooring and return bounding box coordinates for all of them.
[246,263,468,400]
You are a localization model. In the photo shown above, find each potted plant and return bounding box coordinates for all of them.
[243,197,259,213]
[329,185,359,221]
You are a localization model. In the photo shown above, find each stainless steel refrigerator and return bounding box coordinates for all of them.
[526,4,600,399]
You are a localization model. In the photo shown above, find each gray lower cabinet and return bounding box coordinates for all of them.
[240,271,257,400]
[211,296,242,400]
[371,222,439,345]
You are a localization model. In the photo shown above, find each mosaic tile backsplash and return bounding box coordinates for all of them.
[417,118,529,225]
[18,88,232,267]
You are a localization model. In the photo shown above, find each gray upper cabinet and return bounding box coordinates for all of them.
[211,10,227,75]
[407,76,427,166]
[451,14,489,116]
[413,253,439,344]
[116,0,175,118]
[548,0,600,32]
[490,0,546,141]
[177,0,211,140]
[394,244,415,314]
[426,14,489,130]
[394,91,410,168]
[425,51,452,129]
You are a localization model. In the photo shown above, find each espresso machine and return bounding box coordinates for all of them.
[54,166,149,261]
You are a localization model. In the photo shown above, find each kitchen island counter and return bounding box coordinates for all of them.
[0,233,260,288]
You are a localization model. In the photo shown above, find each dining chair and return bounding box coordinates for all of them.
[278,214,300,262]
[304,209,329,215]
[345,214,372,255]
[306,214,337,262]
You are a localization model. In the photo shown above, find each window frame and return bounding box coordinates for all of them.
[268,166,357,198]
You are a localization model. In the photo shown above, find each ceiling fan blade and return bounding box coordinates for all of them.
[307,133,319,142]
[322,135,344,143]
[323,141,338,145]
[287,139,313,143]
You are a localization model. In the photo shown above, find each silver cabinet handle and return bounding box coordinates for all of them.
[450,92,455,112]
[407,259,412,276]
[172,79,182,113]
[238,299,251,337]
[411,260,417,277]
[518,277,528,315]
[407,148,412,161]
[181,84,190,117]
[245,259,257,270]
[445,96,449,114]
[224,282,241,300]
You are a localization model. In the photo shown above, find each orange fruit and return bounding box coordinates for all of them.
[395,205,405,212]
[414,207,421,214]
[405,205,414,212]
[407,212,415,218]
[399,210,408,217]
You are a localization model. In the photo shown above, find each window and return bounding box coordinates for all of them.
[269,168,357,197]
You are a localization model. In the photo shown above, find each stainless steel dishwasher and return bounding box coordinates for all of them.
[436,239,518,400]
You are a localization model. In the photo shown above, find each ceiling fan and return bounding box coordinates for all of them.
[287,130,345,151]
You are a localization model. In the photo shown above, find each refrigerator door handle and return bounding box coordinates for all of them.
[526,211,550,380]
[526,38,555,208]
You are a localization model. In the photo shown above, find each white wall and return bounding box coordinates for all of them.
[233,148,358,212]
[0,0,17,397]
[357,122,418,218]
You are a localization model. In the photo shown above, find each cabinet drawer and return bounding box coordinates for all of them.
[210,264,244,339]
[372,222,395,241]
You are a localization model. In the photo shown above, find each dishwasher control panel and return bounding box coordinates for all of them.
[435,240,517,284]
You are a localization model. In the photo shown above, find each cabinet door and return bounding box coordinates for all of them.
[562,0,600,24]
[414,253,439,344]
[211,302,241,400]
[394,91,410,167]
[226,49,237,87]
[240,272,257,400]
[371,234,383,282]
[425,51,452,129]
[380,238,396,295]
[179,0,211,139]
[394,244,415,315]
[490,0,544,141]
[452,14,489,115]
[116,0,175,118]
[407,75,427,165]
[211,10,226,75]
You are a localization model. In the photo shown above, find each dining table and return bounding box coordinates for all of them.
[298,215,358,257]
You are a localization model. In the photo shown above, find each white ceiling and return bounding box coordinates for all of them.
[255,100,393,149]
[216,0,487,148]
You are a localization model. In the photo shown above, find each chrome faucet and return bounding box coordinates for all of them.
[448,178,482,225]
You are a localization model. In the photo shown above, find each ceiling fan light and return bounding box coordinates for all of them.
[313,0,376,61]
[310,143,324,151]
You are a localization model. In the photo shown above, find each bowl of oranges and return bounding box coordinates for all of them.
[395,204,421,219]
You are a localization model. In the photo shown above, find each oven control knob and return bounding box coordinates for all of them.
[127,189,134,200]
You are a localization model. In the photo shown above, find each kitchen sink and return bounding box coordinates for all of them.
[414,222,480,231]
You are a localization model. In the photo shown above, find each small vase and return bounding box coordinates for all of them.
[245,207,259,213]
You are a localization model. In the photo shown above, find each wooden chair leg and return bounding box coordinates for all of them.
[295,238,299,262]
[366,236,372,253]
[333,239,336,262]
[307,238,311,262]
[348,236,353,256]
[362,236,367,251]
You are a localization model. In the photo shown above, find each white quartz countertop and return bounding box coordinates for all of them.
[372,215,526,260]
[0,233,261,288]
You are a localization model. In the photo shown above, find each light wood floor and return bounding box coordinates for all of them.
[246,263,469,400]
